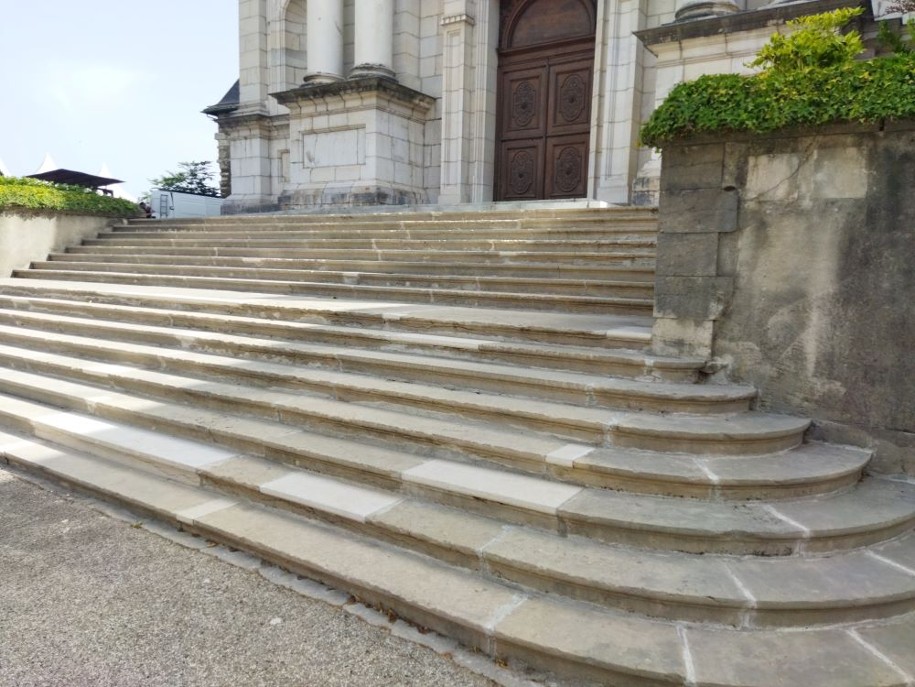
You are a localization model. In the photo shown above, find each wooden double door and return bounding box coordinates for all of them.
[495,44,594,201]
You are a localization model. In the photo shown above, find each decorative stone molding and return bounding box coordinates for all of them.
[441,14,476,26]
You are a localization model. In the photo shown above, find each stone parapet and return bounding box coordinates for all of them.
[652,121,915,474]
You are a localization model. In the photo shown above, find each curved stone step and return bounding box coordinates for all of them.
[0,279,655,349]
[10,269,654,315]
[0,313,752,415]
[0,423,908,629]
[0,377,905,555]
[1,432,912,687]
[30,260,654,299]
[0,341,795,462]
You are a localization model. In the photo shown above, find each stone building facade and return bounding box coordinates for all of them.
[206,0,858,213]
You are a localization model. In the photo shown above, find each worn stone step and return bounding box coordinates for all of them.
[0,422,905,629]
[0,341,801,459]
[91,234,657,252]
[0,338,861,500]
[10,269,654,315]
[0,279,656,349]
[64,244,650,266]
[0,376,903,555]
[2,431,913,687]
[0,311,749,415]
[0,294,691,382]
[51,252,655,282]
[30,261,654,299]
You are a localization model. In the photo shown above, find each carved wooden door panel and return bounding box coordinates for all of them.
[496,50,593,201]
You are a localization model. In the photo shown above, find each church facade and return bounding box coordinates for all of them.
[206,0,849,213]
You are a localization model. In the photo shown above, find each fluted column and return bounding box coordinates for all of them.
[304,0,344,83]
[350,0,395,79]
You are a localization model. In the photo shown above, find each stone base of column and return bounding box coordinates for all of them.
[348,64,396,80]
[303,72,345,85]
[271,78,435,209]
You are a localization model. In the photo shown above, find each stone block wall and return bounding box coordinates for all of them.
[653,122,915,474]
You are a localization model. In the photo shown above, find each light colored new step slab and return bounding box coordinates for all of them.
[31,261,654,299]
[0,382,907,555]
[0,294,686,379]
[50,251,656,281]
[0,278,656,349]
[9,270,654,316]
[0,312,753,415]
[0,341,804,459]
[1,433,912,687]
[0,427,910,629]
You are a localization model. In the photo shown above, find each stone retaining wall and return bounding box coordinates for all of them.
[652,121,915,474]
[0,212,115,278]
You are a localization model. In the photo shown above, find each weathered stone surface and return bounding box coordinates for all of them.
[658,187,739,233]
[654,233,719,277]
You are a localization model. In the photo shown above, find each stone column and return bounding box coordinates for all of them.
[350,0,395,79]
[304,0,344,83]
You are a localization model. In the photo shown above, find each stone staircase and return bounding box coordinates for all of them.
[0,206,913,686]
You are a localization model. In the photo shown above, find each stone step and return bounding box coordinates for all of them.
[0,341,805,460]
[64,244,650,266]
[0,420,905,630]
[92,234,657,252]
[0,334,862,500]
[0,279,657,348]
[0,312,753,416]
[50,251,654,281]
[10,269,653,315]
[30,261,654,299]
[0,372,898,556]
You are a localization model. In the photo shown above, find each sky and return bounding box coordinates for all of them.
[0,1,239,200]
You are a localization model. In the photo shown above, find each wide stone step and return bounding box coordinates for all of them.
[0,309,741,413]
[0,343,804,459]
[0,373,898,556]
[50,251,654,281]
[0,336,862,500]
[10,269,653,315]
[30,261,654,299]
[0,419,906,630]
[91,234,657,252]
[0,279,656,348]
[65,244,649,266]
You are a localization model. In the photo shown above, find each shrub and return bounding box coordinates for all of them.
[0,177,139,217]
[640,8,915,149]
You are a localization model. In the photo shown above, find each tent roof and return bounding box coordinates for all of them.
[27,168,123,188]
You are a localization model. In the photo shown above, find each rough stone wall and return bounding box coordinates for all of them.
[653,122,915,475]
[0,213,115,278]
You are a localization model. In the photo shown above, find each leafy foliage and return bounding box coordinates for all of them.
[0,177,139,217]
[150,161,220,197]
[748,7,864,72]
[877,17,915,54]
[640,9,915,149]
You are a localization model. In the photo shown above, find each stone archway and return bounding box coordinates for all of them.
[494,0,597,201]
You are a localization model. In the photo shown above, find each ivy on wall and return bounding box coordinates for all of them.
[0,177,139,218]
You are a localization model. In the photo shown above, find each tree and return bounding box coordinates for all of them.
[150,161,220,197]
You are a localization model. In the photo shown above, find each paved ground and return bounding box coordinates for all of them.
[0,465,541,687]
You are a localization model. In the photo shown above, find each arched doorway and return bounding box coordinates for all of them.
[494,0,597,201]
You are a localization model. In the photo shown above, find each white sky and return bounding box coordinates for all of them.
[0,1,239,199]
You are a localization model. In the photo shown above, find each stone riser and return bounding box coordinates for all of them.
[0,415,911,632]
[0,366,901,560]
[51,251,655,281]
[10,270,654,316]
[31,261,655,300]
